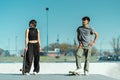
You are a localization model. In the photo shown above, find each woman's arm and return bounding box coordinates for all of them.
[38,29,41,47]
[25,29,29,50]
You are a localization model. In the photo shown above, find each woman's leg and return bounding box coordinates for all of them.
[25,43,34,73]
[33,43,40,73]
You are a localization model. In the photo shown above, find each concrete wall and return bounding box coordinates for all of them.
[0,62,120,79]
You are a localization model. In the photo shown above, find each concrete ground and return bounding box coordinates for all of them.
[0,74,118,80]
[0,62,120,80]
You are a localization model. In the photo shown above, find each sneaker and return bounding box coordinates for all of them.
[84,71,89,76]
[24,73,30,75]
[74,69,81,73]
[33,72,38,75]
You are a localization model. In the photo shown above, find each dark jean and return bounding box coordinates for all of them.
[25,43,40,73]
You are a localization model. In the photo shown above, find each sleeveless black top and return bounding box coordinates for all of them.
[28,28,38,40]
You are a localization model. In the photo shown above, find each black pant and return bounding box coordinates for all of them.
[25,43,40,73]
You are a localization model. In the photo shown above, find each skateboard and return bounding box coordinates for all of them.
[20,50,27,75]
[69,71,80,76]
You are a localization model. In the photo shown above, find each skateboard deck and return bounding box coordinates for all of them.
[69,71,80,76]
[20,50,26,75]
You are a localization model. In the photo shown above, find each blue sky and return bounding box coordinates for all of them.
[0,0,120,51]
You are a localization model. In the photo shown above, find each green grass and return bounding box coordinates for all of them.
[0,56,98,63]
[0,56,22,63]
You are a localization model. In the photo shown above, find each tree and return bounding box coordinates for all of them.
[42,43,58,51]
[0,48,4,56]
[91,47,98,56]
[111,37,120,55]
[42,42,98,56]
[60,43,70,54]
[103,51,112,57]
[72,39,78,55]
[4,50,10,56]
[49,43,57,50]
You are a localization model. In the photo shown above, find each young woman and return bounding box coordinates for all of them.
[25,19,40,75]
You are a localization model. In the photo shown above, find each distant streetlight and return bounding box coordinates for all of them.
[15,36,18,56]
[57,34,59,48]
[46,7,49,55]
[100,39,104,57]
[56,34,60,56]
[46,7,49,11]
[8,38,10,53]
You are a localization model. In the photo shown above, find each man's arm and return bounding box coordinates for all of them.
[89,31,98,46]
[93,32,98,43]
[77,31,83,48]
[77,31,80,42]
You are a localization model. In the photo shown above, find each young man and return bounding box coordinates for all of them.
[74,16,98,75]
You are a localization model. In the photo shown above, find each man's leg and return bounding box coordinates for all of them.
[75,48,83,69]
[84,46,91,72]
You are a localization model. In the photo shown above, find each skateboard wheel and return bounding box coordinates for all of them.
[20,69,22,71]
[21,55,24,57]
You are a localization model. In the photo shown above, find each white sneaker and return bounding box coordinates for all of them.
[24,73,30,75]
[74,69,81,73]
[84,71,89,76]
[33,72,38,75]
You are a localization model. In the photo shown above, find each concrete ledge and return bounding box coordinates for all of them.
[0,62,120,79]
